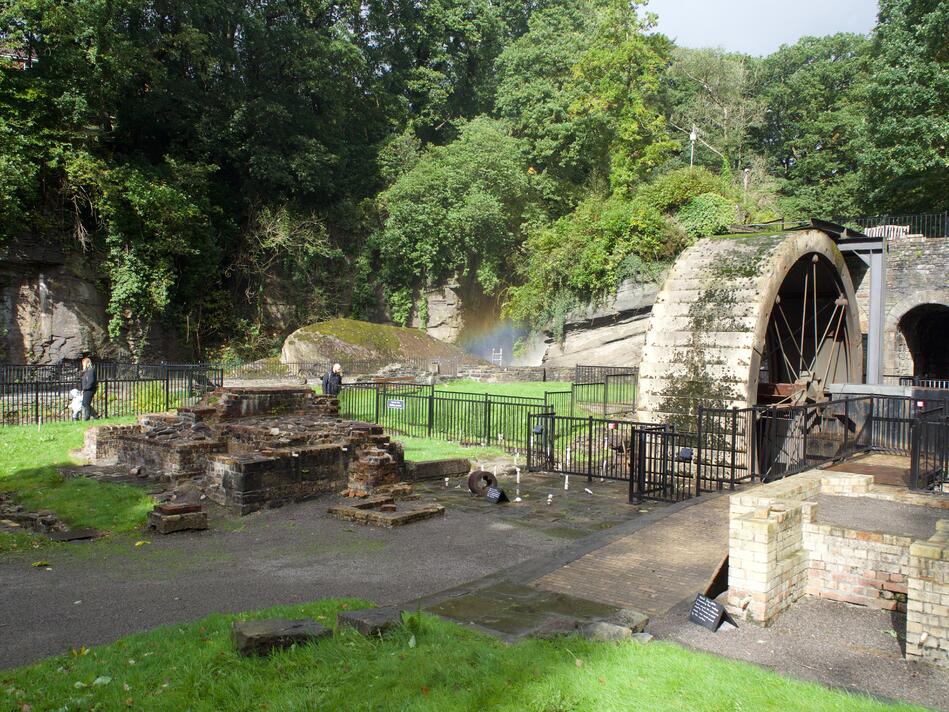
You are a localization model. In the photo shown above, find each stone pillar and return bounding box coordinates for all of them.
[727,502,808,625]
[906,520,949,668]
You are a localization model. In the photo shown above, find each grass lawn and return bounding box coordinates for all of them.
[398,436,507,463]
[0,598,923,712]
[436,379,572,399]
[0,419,152,554]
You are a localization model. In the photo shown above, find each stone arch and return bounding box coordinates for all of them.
[884,289,949,378]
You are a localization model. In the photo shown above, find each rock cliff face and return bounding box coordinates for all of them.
[534,277,665,368]
[0,238,117,363]
[409,281,464,343]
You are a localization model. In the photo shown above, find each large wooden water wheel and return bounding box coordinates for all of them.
[636,229,862,426]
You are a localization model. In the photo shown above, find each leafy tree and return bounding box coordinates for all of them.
[376,117,530,322]
[663,47,760,173]
[858,0,949,212]
[749,33,870,218]
[569,0,676,194]
[494,2,608,215]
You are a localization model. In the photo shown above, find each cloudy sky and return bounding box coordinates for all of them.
[645,0,879,55]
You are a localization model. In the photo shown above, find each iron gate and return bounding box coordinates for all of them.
[526,413,695,503]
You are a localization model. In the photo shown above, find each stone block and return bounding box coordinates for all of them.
[605,608,649,634]
[336,607,403,636]
[232,618,330,656]
[580,621,633,642]
[529,615,580,639]
[632,632,654,644]
[146,508,208,534]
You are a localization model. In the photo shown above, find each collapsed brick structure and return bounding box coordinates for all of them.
[83,386,403,515]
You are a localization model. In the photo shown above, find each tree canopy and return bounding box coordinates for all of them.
[0,0,945,357]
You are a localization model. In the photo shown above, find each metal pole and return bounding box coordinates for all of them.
[696,406,704,496]
[587,415,594,483]
[730,407,738,490]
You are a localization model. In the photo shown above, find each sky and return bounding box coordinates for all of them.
[644,0,879,56]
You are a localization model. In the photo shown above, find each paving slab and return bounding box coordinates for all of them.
[532,494,730,616]
[232,618,330,656]
[815,494,945,540]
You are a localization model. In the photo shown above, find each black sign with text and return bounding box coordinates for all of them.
[688,594,737,631]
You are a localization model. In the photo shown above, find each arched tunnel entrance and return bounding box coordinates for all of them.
[898,304,949,378]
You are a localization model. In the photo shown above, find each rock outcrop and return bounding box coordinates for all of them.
[537,277,665,368]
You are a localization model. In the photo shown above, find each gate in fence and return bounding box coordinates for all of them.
[525,413,698,503]
[911,407,949,492]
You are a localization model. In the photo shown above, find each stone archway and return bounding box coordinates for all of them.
[884,289,949,378]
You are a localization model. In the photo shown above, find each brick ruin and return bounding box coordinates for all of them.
[726,471,949,669]
[83,386,403,515]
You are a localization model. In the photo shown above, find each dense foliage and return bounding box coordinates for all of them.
[0,0,945,356]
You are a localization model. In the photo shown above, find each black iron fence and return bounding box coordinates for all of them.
[338,383,554,453]
[0,364,223,426]
[525,413,706,503]
[911,407,949,492]
[574,365,637,384]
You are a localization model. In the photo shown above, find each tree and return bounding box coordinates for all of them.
[858,0,949,212]
[663,47,760,174]
[569,0,675,195]
[375,117,530,323]
[749,33,870,218]
[494,2,608,216]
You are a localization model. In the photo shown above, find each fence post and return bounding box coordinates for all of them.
[843,398,850,455]
[164,372,170,412]
[34,384,39,426]
[749,407,757,482]
[587,415,594,483]
[603,376,608,418]
[427,386,434,437]
[695,406,703,496]
[730,407,738,490]
[483,393,490,445]
[103,378,109,419]
[378,383,385,424]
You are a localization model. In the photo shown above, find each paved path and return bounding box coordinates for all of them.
[532,494,730,615]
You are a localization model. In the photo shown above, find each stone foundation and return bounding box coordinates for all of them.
[727,470,949,668]
[83,387,404,515]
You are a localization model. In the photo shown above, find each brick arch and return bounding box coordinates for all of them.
[884,288,949,376]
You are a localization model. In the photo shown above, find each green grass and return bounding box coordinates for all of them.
[436,379,572,399]
[0,419,153,552]
[0,598,922,712]
[398,436,507,463]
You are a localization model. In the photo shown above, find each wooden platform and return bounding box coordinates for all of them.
[826,452,912,487]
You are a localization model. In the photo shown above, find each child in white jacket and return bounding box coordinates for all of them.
[68,389,83,421]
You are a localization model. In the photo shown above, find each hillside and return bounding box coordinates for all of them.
[280,318,482,365]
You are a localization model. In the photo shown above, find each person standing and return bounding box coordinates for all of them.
[322,363,343,396]
[80,356,98,420]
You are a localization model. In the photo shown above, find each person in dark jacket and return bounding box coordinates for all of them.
[322,363,343,396]
[80,356,98,420]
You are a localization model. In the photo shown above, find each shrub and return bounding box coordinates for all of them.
[676,192,737,238]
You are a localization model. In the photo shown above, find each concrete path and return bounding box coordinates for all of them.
[532,494,729,615]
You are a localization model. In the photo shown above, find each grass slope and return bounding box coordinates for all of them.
[0,599,922,712]
[436,379,572,398]
[0,420,152,553]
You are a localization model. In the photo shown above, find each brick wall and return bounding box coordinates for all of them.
[907,522,949,668]
[727,471,949,668]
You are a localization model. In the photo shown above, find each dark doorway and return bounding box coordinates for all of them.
[899,304,949,378]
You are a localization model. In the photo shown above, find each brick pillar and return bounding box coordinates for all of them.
[906,520,949,668]
[727,503,808,625]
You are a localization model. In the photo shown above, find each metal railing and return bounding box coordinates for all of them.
[850,211,948,238]
[0,365,223,426]
[574,365,637,384]
[910,407,949,492]
[899,376,949,390]
[338,383,556,453]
